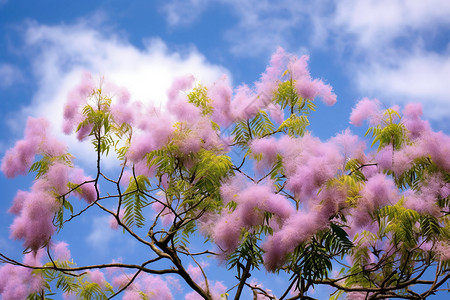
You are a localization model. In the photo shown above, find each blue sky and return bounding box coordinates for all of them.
[1,0,450,299]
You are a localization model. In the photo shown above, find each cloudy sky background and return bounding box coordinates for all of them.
[0,0,449,298]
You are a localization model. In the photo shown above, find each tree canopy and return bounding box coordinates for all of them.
[0,47,449,300]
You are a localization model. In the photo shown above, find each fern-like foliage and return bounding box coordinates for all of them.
[122,175,150,228]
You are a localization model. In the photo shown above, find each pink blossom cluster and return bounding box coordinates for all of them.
[63,71,96,136]
[167,75,201,122]
[404,175,449,216]
[205,47,336,125]
[349,174,398,230]
[289,54,336,105]
[210,178,294,254]
[281,134,343,200]
[402,103,431,139]
[1,116,98,250]
[8,164,96,250]
[1,117,66,178]
[185,263,227,300]
[349,98,382,126]
[0,249,45,300]
[262,209,329,270]
[112,273,179,300]
[249,279,275,300]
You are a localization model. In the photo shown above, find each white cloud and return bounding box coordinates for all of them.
[333,0,450,48]
[14,20,229,169]
[162,0,317,56]
[0,63,22,88]
[356,49,450,119]
[86,216,116,251]
[162,0,209,26]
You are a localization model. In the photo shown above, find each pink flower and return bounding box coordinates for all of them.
[10,183,59,251]
[402,103,431,139]
[166,75,201,122]
[0,250,45,299]
[70,168,97,203]
[266,103,284,124]
[63,71,95,134]
[87,270,106,288]
[262,210,327,270]
[359,174,397,211]
[109,209,125,230]
[349,98,382,126]
[250,137,280,171]
[208,75,233,127]
[52,241,71,261]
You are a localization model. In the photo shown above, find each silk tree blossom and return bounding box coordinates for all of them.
[212,181,294,254]
[404,175,447,216]
[174,117,226,154]
[423,131,450,172]
[63,71,96,134]
[330,129,366,161]
[230,84,261,120]
[112,273,176,300]
[10,179,60,250]
[349,98,382,126]
[127,113,174,162]
[435,241,450,261]
[265,103,284,124]
[0,249,45,300]
[402,103,431,139]
[255,47,287,103]
[87,270,107,288]
[208,75,233,127]
[283,134,343,199]
[52,241,71,261]
[1,117,67,178]
[351,174,398,229]
[166,75,201,122]
[262,209,328,270]
[69,167,97,203]
[250,137,280,171]
[289,55,337,106]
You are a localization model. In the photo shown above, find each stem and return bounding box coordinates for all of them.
[234,259,252,300]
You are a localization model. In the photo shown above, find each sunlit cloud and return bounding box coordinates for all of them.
[355,49,450,119]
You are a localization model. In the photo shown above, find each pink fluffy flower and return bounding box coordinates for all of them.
[10,183,59,250]
[70,168,97,203]
[402,103,431,139]
[109,209,125,230]
[166,75,201,122]
[87,270,106,288]
[262,210,327,270]
[289,55,337,105]
[52,241,71,261]
[330,129,366,160]
[63,71,95,134]
[208,75,234,127]
[359,174,397,211]
[255,47,287,98]
[0,249,45,300]
[45,162,70,195]
[349,98,382,126]
[266,103,284,124]
[250,137,280,171]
